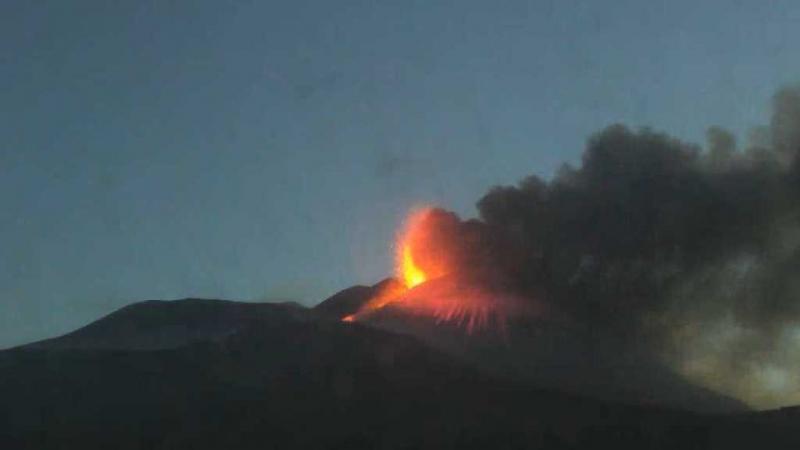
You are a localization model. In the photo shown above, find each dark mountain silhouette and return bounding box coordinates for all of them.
[24,299,308,351]
[320,278,745,413]
[1,296,799,449]
[313,278,402,318]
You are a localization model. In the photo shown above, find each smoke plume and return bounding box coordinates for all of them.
[438,85,800,408]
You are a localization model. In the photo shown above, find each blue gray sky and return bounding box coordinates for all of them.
[2,0,799,348]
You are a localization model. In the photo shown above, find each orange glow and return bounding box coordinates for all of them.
[342,206,535,332]
[392,206,449,287]
[342,207,439,321]
[400,245,427,288]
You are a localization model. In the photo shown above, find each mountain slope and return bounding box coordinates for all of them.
[317,279,745,413]
[313,278,402,318]
[1,298,797,449]
[24,298,307,351]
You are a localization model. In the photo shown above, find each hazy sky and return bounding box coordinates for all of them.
[2,0,800,348]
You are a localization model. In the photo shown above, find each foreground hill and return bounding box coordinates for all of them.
[1,298,798,449]
[316,279,745,413]
[23,298,308,351]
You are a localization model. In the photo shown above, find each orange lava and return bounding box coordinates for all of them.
[343,207,441,321]
[400,245,427,288]
[342,206,530,333]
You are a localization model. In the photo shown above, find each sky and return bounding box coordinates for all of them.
[2,0,800,348]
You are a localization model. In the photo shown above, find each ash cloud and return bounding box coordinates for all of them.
[402,208,521,285]
[460,85,800,408]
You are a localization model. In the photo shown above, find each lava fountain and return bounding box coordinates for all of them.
[344,207,535,332]
[400,245,427,288]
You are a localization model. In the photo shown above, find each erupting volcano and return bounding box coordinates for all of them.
[343,207,533,332]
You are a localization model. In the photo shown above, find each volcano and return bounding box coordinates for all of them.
[3,207,799,448]
[2,296,800,449]
[317,277,744,414]
[320,207,744,413]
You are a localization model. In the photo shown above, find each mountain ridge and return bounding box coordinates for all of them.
[2,293,798,449]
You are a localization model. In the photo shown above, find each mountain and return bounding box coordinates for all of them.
[318,279,745,413]
[313,278,402,318]
[1,297,799,449]
[23,298,307,351]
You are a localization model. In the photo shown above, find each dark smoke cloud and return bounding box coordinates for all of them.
[456,85,800,408]
[406,208,525,287]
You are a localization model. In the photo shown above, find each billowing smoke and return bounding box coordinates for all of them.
[395,208,524,288]
[435,86,800,408]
